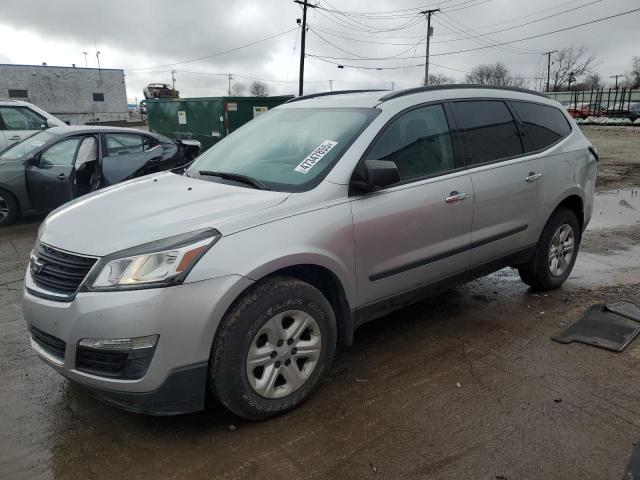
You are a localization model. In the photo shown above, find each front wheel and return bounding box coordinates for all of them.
[0,190,18,227]
[210,277,337,420]
[518,207,581,290]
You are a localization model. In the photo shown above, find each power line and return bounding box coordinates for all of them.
[125,28,297,72]
[308,7,640,61]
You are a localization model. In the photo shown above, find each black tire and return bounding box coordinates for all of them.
[210,277,337,420]
[518,207,581,291]
[0,189,18,227]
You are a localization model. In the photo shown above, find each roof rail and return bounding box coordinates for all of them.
[285,89,387,104]
[379,84,548,102]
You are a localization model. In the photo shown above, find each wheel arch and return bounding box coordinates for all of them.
[552,193,585,231]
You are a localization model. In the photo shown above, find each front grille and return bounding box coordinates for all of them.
[30,326,66,360]
[76,347,155,380]
[30,243,97,295]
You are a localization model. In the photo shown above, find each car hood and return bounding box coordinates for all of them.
[39,172,290,256]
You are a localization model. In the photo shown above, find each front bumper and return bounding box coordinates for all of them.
[23,271,253,414]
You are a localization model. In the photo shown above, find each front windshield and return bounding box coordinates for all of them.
[188,107,378,191]
[0,131,56,161]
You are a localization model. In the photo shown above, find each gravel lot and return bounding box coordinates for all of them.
[1,126,639,480]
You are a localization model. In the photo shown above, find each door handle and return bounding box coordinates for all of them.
[57,173,66,180]
[9,135,21,141]
[445,191,469,203]
[526,172,543,182]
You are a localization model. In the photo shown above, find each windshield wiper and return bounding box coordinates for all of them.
[198,170,270,190]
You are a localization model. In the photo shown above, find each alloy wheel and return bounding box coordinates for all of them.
[548,223,575,277]
[0,195,9,223]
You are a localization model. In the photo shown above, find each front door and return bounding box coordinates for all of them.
[450,100,544,268]
[351,103,474,311]
[25,137,82,211]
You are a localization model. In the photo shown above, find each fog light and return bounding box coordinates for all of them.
[78,335,158,351]
[76,335,159,380]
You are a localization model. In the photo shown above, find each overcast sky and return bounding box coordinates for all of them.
[0,0,637,102]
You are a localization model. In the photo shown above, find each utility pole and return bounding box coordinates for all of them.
[228,73,233,95]
[82,51,88,68]
[610,74,623,89]
[294,0,317,96]
[420,9,439,86]
[329,79,333,91]
[171,70,177,90]
[542,50,557,92]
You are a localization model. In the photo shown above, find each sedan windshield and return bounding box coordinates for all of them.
[187,108,378,191]
[0,131,57,161]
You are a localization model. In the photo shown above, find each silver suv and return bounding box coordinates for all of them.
[0,99,66,149]
[23,86,597,419]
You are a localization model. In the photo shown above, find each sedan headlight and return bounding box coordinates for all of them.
[88,229,220,291]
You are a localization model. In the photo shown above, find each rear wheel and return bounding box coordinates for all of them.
[518,207,580,290]
[0,190,18,227]
[210,277,337,420]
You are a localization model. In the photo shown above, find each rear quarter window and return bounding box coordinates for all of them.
[510,101,572,151]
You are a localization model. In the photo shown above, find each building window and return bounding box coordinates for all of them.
[8,89,28,98]
[93,93,105,102]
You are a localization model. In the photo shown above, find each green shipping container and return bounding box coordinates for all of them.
[145,96,293,151]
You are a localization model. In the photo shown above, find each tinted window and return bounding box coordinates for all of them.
[367,104,455,181]
[105,134,144,156]
[511,101,571,151]
[41,138,81,166]
[0,107,46,130]
[452,100,523,165]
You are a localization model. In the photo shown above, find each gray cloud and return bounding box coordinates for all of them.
[1,0,638,100]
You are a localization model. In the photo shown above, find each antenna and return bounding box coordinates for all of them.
[81,51,88,68]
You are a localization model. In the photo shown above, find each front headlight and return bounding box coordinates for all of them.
[88,229,220,291]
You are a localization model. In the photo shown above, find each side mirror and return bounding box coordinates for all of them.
[351,160,400,192]
[24,155,38,166]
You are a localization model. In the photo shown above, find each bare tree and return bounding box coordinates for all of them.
[464,62,525,87]
[622,56,640,89]
[230,82,247,96]
[249,81,269,97]
[426,73,456,85]
[576,72,603,90]
[549,45,597,91]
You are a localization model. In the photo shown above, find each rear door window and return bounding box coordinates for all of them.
[510,101,572,151]
[105,133,144,156]
[452,100,523,166]
[0,106,46,130]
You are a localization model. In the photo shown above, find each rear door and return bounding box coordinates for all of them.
[25,137,82,210]
[451,100,545,268]
[351,103,474,310]
[0,106,47,146]
[100,132,163,186]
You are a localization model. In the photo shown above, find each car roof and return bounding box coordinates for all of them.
[278,85,556,110]
[46,125,157,136]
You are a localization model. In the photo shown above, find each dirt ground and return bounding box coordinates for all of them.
[1,127,639,480]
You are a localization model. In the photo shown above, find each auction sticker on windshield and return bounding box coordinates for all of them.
[294,140,338,174]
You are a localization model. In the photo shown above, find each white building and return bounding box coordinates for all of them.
[0,64,128,125]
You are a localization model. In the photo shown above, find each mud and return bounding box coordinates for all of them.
[0,127,639,479]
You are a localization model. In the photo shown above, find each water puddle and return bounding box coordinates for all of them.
[588,188,640,229]
[570,188,640,287]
